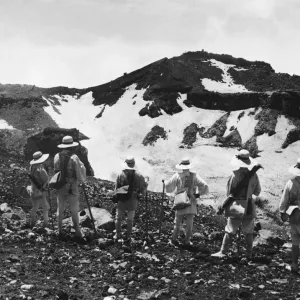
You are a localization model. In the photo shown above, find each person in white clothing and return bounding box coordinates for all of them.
[54,136,86,238]
[279,159,300,273]
[164,158,209,246]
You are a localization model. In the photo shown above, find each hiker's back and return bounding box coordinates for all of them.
[117,170,145,198]
[287,178,300,207]
[228,169,260,198]
[54,150,86,186]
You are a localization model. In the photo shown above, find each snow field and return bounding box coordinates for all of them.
[43,86,300,207]
[0,119,15,129]
[44,86,226,191]
[201,59,251,93]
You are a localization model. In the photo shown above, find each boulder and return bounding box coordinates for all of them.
[63,207,114,231]
[1,207,26,221]
[253,229,285,247]
[24,127,94,176]
[0,203,11,213]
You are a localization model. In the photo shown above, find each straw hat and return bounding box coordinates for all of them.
[123,156,136,170]
[176,157,193,170]
[30,151,49,165]
[57,136,79,149]
[230,149,256,170]
[288,158,300,176]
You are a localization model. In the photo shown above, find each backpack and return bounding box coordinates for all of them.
[28,166,44,191]
[172,172,194,210]
[49,153,72,190]
[282,177,300,223]
[112,171,136,203]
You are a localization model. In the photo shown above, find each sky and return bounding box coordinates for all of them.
[0,0,299,88]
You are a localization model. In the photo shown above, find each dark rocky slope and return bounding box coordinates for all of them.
[1,51,300,120]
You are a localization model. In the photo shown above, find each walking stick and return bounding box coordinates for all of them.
[82,183,97,237]
[144,177,149,241]
[47,188,54,230]
[237,226,241,257]
[158,180,165,238]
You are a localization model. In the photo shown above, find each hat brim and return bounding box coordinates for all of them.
[57,142,79,148]
[231,156,256,170]
[175,163,193,170]
[30,153,49,165]
[122,162,136,170]
[288,165,300,176]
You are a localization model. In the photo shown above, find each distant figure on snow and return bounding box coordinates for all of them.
[279,159,300,274]
[114,156,148,244]
[212,149,261,259]
[27,151,50,227]
[165,157,209,247]
[54,136,86,239]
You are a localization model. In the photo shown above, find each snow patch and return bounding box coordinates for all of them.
[234,67,248,71]
[202,59,251,93]
[256,115,296,151]
[223,108,262,143]
[0,119,15,130]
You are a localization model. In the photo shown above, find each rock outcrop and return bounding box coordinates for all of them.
[243,136,259,157]
[217,129,242,148]
[282,128,300,149]
[200,113,230,139]
[181,123,200,147]
[24,127,94,176]
[254,109,279,136]
[142,125,167,146]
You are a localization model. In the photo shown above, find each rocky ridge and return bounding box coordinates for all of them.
[1,50,300,161]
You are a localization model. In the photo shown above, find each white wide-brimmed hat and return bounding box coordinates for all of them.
[288,158,300,176]
[30,151,49,165]
[57,136,79,149]
[176,157,193,170]
[122,156,136,170]
[230,149,256,170]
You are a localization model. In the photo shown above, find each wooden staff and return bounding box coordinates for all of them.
[159,180,165,238]
[82,183,97,236]
[47,188,54,230]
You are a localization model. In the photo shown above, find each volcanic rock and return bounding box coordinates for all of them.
[243,136,259,157]
[143,125,167,146]
[63,207,114,230]
[200,112,230,139]
[282,128,300,149]
[181,123,199,147]
[217,129,242,148]
[24,127,94,176]
[254,109,279,136]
